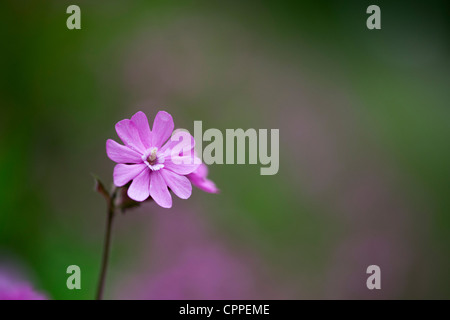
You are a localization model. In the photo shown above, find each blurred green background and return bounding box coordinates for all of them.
[0,0,449,299]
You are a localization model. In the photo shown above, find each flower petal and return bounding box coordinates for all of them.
[106,139,143,164]
[187,163,219,193]
[113,163,147,187]
[161,169,192,199]
[115,119,146,153]
[131,111,152,149]
[127,169,150,202]
[151,111,174,148]
[199,179,219,193]
[164,155,201,175]
[149,171,172,208]
[189,174,220,193]
[160,130,195,156]
[195,162,208,177]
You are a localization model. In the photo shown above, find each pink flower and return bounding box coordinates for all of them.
[187,163,219,194]
[106,111,200,208]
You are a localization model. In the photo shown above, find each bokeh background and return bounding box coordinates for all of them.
[0,0,449,299]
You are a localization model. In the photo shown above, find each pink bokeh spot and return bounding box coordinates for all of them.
[113,208,288,300]
[0,269,47,300]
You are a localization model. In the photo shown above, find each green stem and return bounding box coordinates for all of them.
[96,189,116,300]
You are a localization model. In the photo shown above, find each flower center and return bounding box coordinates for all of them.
[142,147,165,171]
[148,147,158,163]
